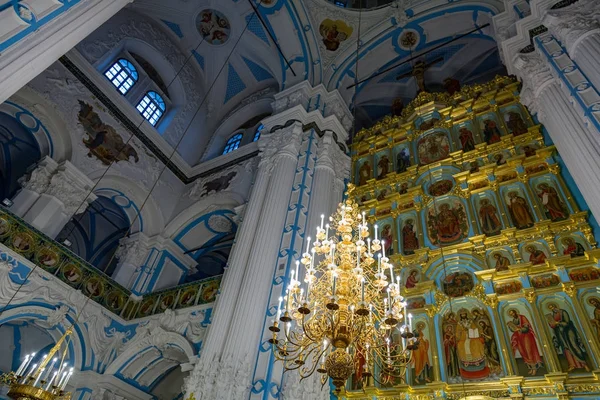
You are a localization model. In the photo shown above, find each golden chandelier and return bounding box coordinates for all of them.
[1,329,74,400]
[270,186,414,392]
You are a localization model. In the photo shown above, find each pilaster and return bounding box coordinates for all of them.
[10,157,97,238]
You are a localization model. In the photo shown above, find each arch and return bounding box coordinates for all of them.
[424,252,486,284]
[0,304,88,371]
[85,174,165,237]
[200,95,274,162]
[7,86,72,162]
[56,195,130,275]
[137,91,166,126]
[105,328,194,391]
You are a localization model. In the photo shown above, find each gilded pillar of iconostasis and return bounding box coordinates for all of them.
[342,76,600,399]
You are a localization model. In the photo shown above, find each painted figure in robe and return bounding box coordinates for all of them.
[546,303,590,372]
[507,192,535,229]
[443,314,460,378]
[493,253,510,271]
[588,297,600,339]
[358,161,371,185]
[459,127,476,152]
[396,148,411,173]
[402,220,419,255]
[378,155,390,179]
[428,203,467,245]
[479,199,502,236]
[506,112,529,136]
[405,270,419,289]
[527,245,547,265]
[382,224,393,255]
[411,322,431,384]
[454,309,489,379]
[537,183,569,221]
[562,238,585,257]
[507,309,543,375]
[483,119,502,144]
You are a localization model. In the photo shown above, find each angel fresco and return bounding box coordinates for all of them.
[319,19,352,51]
[427,202,468,245]
[537,183,569,221]
[78,101,139,165]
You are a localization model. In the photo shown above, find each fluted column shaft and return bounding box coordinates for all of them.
[571,32,600,91]
[199,161,271,361]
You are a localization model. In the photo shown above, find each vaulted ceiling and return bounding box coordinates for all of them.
[129,0,506,131]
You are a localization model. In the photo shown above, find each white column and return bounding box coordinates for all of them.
[0,0,133,104]
[197,160,271,362]
[184,122,304,400]
[113,233,151,288]
[10,158,97,238]
[543,0,600,91]
[515,50,600,218]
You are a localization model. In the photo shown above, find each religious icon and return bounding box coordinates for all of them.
[201,280,220,303]
[358,160,371,185]
[12,233,33,252]
[492,253,510,272]
[427,202,468,245]
[507,191,535,229]
[478,198,502,236]
[495,280,523,295]
[522,145,537,157]
[376,188,388,201]
[0,218,9,237]
[443,308,500,380]
[417,132,450,165]
[505,112,529,136]
[443,314,460,378]
[402,220,419,255]
[507,309,544,375]
[179,289,197,307]
[444,77,461,95]
[398,182,409,195]
[442,272,475,298]
[483,119,502,144]
[396,148,411,173]
[377,155,390,180]
[405,269,420,288]
[411,321,432,384]
[106,291,125,311]
[391,98,404,117]
[526,245,547,265]
[160,293,175,311]
[493,153,507,166]
[588,297,600,339]
[562,238,585,257]
[458,127,476,152]
[197,9,230,45]
[381,224,394,255]
[545,303,590,372]
[537,183,569,221]
[568,267,600,282]
[319,19,352,51]
[62,263,82,284]
[38,247,59,269]
[429,180,453,197]
[351,346,366,390]
[531,273,560,289]
[468,161,480,173]
[138,298,155,316]
[85,277,104,297]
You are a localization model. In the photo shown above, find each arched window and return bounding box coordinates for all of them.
[137,91,166,126]
[223,133,243,154]
[253,124,263,142]
[105,59,138,95]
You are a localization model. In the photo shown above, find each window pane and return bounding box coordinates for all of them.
[105,59,138,95]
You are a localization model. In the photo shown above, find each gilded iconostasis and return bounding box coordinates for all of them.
[346,76,600,398]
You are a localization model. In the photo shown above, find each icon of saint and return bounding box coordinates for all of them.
[537,183,569,221]
[483,119,502,144]
[507,309,543,375]
[358,160,371,185]
[458,127,476,152]
[478,199,502,236]
[402,220,419,255]
[507,191,535,229]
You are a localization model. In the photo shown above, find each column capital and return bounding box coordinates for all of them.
[257,122,304,174]
[543,0,600,54]
[44,161,97,216]
[512,51,556,116]
[115,233,151,267]
[18,156,58,193]
[316,132,350,180]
